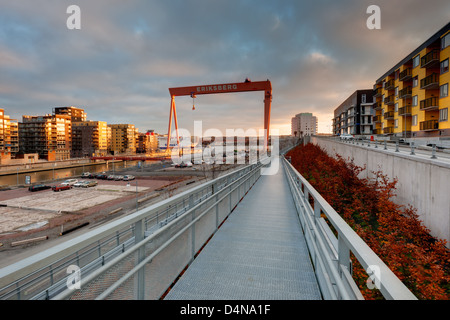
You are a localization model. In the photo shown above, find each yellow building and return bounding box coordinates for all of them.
[108,124,138,154]
[0,108,19,160]
[374,22,450,139]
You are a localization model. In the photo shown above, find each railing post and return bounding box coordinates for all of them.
[431,144,437,159]
[134,219,145,300]
[410,142,415,155]
[338,234,351,275]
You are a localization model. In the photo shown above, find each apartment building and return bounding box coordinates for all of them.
[109,124,138,154]
[373,22,450,138]
[0,108,19,160]
[19,114,71,161]
[137,130,158,154]
[72,121,109,157]
[332,90,374,136]
[291,113,318,137]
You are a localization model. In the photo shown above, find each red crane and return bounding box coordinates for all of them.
[167,79,272,149]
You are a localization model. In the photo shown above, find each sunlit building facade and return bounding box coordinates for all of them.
[373,22,450,138]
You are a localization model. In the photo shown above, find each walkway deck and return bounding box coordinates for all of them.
[165,163,322,300]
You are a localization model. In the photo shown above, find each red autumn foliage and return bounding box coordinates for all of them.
[286,143,450,300]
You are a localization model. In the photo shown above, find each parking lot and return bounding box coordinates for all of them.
[0,177,171,235]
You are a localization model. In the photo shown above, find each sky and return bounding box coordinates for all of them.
[1,0,449,136]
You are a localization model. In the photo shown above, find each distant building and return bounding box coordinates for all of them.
[0,108,19,161]
[137,130,158,154]
[19,114,71,161]
[332,90,374,136]
[72,121,109,157]
[108,124,138,154]
[53,106,86,155]
[291,113,318,137]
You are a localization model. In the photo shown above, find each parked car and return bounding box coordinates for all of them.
[107,175,116,180]
[96,174,108,180]
[175,163,188,168]
[82,180,98,188]
[123,175,135,181]
[74,181,89,187]
[52,184,72,192]
[28,184,51,192]
[340,133,354,140]
[61,179,78,186]
[81,172,91,178]
[114,175,124,181]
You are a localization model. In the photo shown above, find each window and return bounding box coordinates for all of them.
[412,115,418,126]
[441,59,449,74]
[442,33,450,50]
[395,103,398,113]
[395,87,399,96]
[441,83,448,98]
[413,55,420,68]
[412,76,419,88]
[394,119,398,128]
[440,108,448,122]
[361,94,366,103]
[412,95,418,106]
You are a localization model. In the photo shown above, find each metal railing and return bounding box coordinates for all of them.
[282,157,417,300]
[0,162,263,300]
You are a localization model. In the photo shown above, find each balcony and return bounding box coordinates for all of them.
[420,97,439,111]
[420,120,439,131]
[398,106,412,116]
[383,127,394,134]
[399,86,412,99]
[420,49,440,69]
[374,102,382,110]
[384,95,395,105]
[373,115,382,123]
[420,73,439,90]
[399,68,412,81]
[385,79,395,91]
[374,87,383,97]
[384,111,395,120]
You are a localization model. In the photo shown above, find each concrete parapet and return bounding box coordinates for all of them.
[311,136,450,248]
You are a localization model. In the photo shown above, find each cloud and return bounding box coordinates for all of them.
[0,0,449,135]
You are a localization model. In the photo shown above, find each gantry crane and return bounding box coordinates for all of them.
[167,79,272,150]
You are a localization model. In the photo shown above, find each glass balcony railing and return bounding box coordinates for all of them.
[398,106,412,116]
[420,73,439,90]
[399,86,412,98]
[420,97,439,111]
[420,49,440,69]
[420,120,439,131]
[399,68,412,81]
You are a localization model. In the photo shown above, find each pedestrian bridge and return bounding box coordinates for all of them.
[0,152,416,300]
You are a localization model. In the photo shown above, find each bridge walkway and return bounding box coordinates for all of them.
[165,163,322,300]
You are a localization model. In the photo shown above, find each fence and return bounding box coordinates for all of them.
[0,162,262,300]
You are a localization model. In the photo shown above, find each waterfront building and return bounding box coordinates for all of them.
[291,113,318,137]
[72,121,109,157]
[108,124,138,154]
[19,114,71,161]
[0,108,19,161]
[373,22,450,138]
[332,90,374,136]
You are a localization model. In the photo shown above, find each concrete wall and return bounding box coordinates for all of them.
[311,137,450,247]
